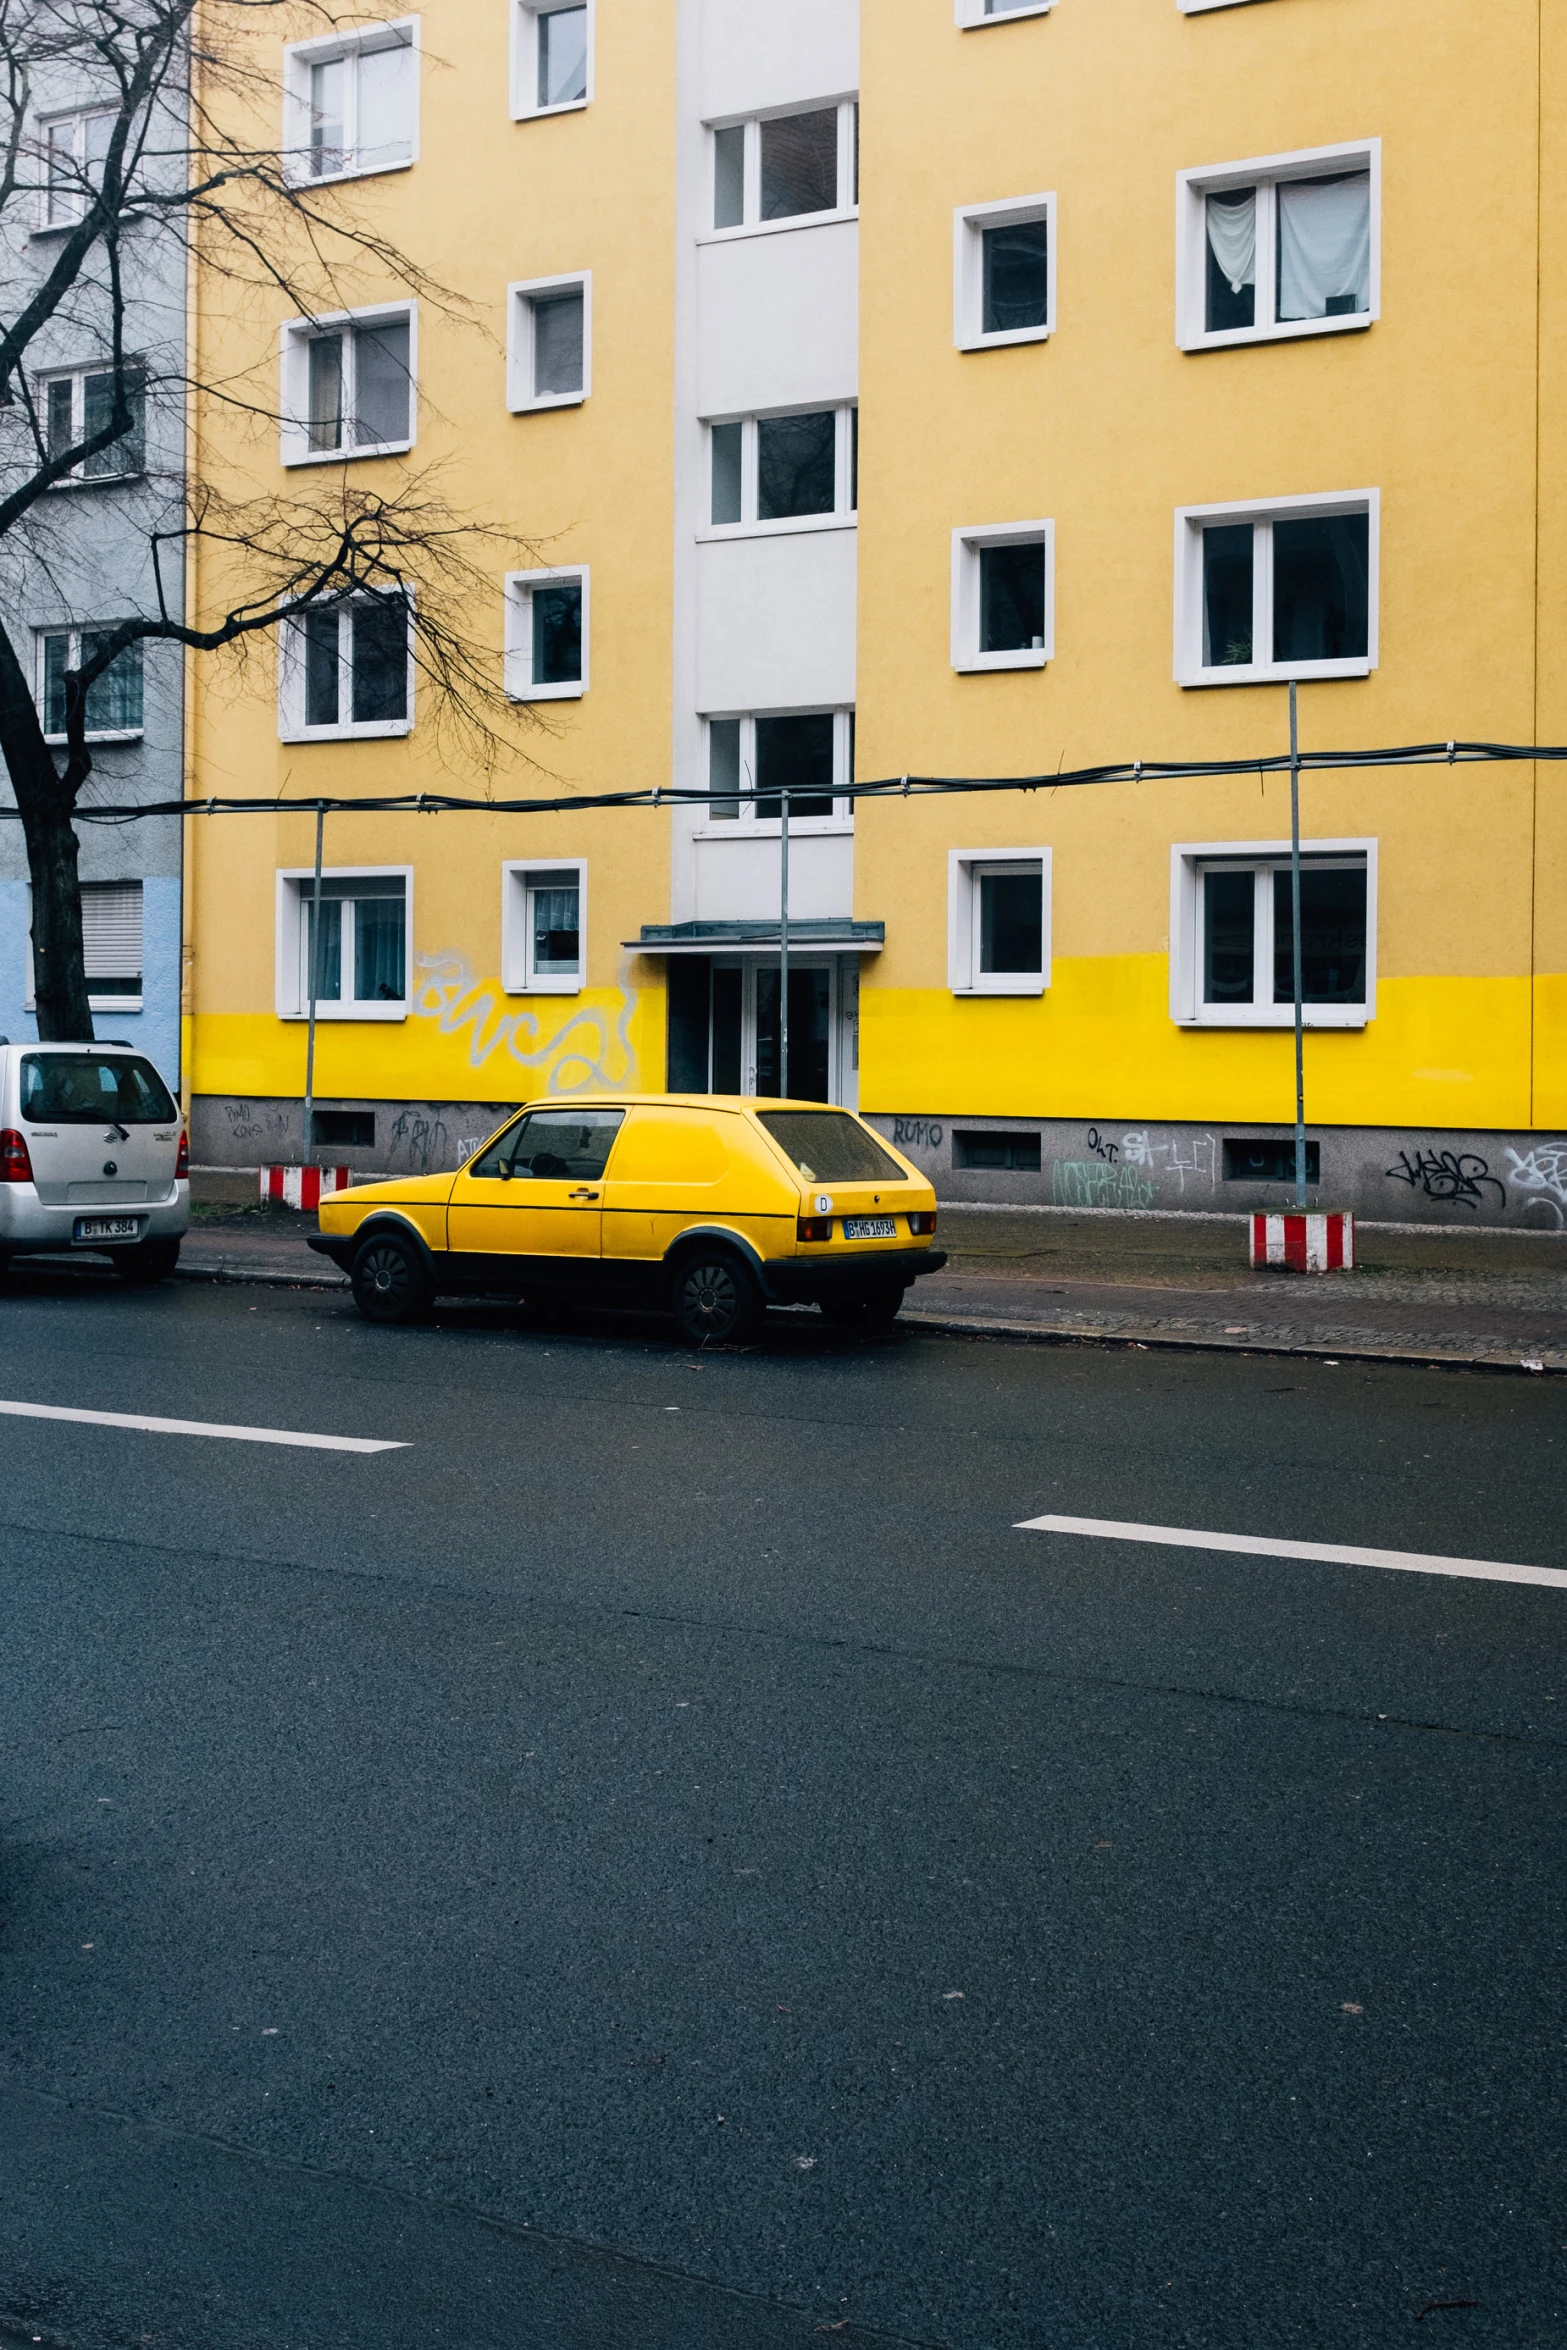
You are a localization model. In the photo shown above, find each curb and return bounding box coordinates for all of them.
[899,1307,1563,1375]
[168,1259,1564,1376]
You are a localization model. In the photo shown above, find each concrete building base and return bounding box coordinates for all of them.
[864,1114,1567,1232]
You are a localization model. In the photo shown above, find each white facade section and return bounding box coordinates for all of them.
[700,0,859,121]
[696,220,858,417]
[673,0,861,945]
[695,530,856,713]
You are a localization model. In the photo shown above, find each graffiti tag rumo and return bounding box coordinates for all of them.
[412,955,637,1095]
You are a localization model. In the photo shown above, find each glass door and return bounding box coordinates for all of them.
[751,962,833,1101]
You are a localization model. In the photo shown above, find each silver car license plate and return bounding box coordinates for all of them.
[74,1216,140,1242]
[842,1216,897,1241]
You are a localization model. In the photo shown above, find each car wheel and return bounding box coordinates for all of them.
[113,1237,181,1285]
[821,1281,906,1333]
[671,1251,760,1346]
[351,1232,434,1326]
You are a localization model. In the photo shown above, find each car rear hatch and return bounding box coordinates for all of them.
[19,1050,181,1211]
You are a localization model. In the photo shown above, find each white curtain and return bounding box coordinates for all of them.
[1277,173,1371,320]
[1205,188,1256,295]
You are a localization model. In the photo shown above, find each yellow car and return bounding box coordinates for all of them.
[309,1095,946,1343]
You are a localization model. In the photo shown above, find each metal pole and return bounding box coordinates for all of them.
[1289,680,1306,1209]
[778,786,790,1099]
[302,801,325,1167]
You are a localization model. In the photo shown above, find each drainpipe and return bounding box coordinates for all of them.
[779,785,789,1099]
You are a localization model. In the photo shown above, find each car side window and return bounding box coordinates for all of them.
[470,1107,625,1181]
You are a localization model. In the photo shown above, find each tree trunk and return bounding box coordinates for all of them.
[0,624,94,1042]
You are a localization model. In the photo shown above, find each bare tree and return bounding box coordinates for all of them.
[0,0,523,1041]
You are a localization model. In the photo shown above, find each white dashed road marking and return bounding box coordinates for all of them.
[0,1399,406,1454]
[1014,1513,1567,1591]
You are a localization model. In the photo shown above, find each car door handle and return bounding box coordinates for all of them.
[568,1188,600,1201]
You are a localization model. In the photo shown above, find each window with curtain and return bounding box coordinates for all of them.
[296,876,407,1010]
[294,314,413,457]
[1196,859,1367,1011]
[1186,150,1374,346]
[295,29,415,181]
[292,595,410,733]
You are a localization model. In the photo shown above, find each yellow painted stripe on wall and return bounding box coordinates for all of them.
[859,963,1544,1130]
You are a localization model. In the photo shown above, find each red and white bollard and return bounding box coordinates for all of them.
[1250,1211,1354,1272]
[259,1165,352,1211]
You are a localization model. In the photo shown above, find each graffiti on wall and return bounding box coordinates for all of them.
[1505,1143,1567,1228]
[412,955,637,1095]
[1121,1130,1218,1192]
[892,1118,945,1151]
[1051,1160,1157,1210]
[1384,1147,1505,1210]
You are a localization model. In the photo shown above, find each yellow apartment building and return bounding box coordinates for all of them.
[185,0,1567,1227]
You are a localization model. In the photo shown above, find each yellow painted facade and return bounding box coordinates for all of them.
[855,0,1563,1135]
[183,0,1566,1207]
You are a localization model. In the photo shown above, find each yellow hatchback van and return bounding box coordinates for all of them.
[310,1096,946,1342]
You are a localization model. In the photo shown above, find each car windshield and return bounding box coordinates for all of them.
[470,1107,624,1180]
[756,1109,906,1183]
[20,1052,176,1125]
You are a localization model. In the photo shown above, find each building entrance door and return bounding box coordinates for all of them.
[667,956,851,1103]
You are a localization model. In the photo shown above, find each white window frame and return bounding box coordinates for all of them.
[696,709,855,837]
[952,521,1055,672]
[36,107,117,231]
[501,857,587,995]
[37,626,144,744]
[506,272,591,412]
[278,594,416,741]
[1169,837,1377,1029]
[1174,490,1377,688]
[702,99,859,243]
[700,404,857,540]
[1176,141,1379,353]
[282,18,420,186]
[956,0,1056,25]
[511,0,594,122]
[954,192,1056,352]
[279,301,417,467]
[275,866,413,1021]
[504,565,589,703]
[948,849,1052,996]
[37,360,146,484]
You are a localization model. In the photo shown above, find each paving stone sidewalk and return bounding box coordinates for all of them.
[165,1189,1567,1373]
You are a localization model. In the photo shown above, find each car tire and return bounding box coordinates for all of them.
[351,1231,435,1326]
[821,1281,906,1333]
[671,1250,761,1346]
[113,1237,181,1285]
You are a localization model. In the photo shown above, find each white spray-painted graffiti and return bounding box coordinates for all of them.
[1505,1143,1567,1229]
[1120,1130,1219,1192]
[412,955,638,1095]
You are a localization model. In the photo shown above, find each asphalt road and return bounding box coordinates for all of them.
[0,1269,1563,2349]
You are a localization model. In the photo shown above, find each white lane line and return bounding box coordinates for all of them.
[0,1399,406,1454]
[1014,1513,1567,1591]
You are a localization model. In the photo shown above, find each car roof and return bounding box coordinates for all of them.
[516,1094,861,1112]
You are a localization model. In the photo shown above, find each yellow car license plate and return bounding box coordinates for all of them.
[842,1216,897,1240]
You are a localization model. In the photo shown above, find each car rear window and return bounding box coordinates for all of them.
[20,1052,176,1125]
[756,1110,906,1183]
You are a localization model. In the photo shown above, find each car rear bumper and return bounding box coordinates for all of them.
[0,1182,189,1253]
[760,1247,947,1305]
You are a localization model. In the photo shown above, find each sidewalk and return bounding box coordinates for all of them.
[178,1184,1567,1372]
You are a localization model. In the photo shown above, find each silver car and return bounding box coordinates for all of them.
[0,1039,189,1282]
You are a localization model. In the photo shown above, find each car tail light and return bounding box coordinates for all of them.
[907,1210,938,1237]
[797,1215,833,1244]
[175,1129,189,1179]
[0,1129,34,1184]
